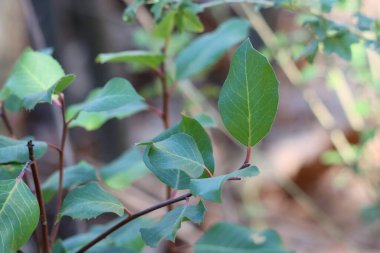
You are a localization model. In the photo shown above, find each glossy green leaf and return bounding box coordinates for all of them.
[141,202,205,247]
[42,161,97,202]
[100,147,149,189]
[195,222,292,253]
[61,182,124,220]
[153,11,176,38]
[190,165,259,202]
[148,133,206,178]
[176,18,250,79]
[0,179,39,252]
[218,39,279,147]
[0,136,47,163]
[143,115,214,189]
[96,51,165,68]
[4,48,75,109]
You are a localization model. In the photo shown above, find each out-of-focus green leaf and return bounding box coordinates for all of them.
[194,113,217,128]
[0,136,47,163]
[66,78,147,130]
[0,164,23,180]
[190,166,259,202]
[42,161,97,202]
[355,13,374,31]
[123,0,145,22]
[176,8,204,33]
[195,222,292,253]
[153,11,176,38]
[61,182,124,220]
[100,147,149,189]
[176,18,250,79]
[218,39,279,147]
[320,0,337,13]
[298,40,319,62]
[96,51,164,69]
[140,202,205,247]
[0,179,39,252]
[323,30,358,60]
[4,48,75,109]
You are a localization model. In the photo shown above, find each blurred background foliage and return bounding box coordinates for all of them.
[1,0,380,252]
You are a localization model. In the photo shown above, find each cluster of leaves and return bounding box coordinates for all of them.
[12,0,370,252]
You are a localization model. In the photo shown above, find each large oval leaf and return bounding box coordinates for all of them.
[195,222,292,253]
[0,179,39,252]
[218,39,279,147]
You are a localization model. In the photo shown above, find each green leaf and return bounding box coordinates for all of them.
[66,78,147,130]
[140,202,205,247]
[298,40,319,63]
[63,217,151,252]
[143,115,214,189]
[0,164,23,180]
[194,113,217,128]
[0,179,39,252]
[218,39,279,147]
[67,99,147,131]
[176,8,204,33]
[195,222,292,253]
[0,136,47,163]
[123,0,145,22]
[96,51,165,69]
[82,78,143,112]
[355,13,374,31]
[190,165,259,202]
[100,147,149,190]
[320,0,337,13]
[176,18,250,80]
[52,239,68,253]
[61,182,124,220]
[4,48,75,109]
[153,11,176,38]
[148,133,206,178]
[42,161,97,203]
[323,30,358,60]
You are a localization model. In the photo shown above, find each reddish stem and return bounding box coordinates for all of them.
[0,102,15,138]
[28,141,51,253]
[244,146,252,164]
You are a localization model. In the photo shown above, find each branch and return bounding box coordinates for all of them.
[27,141,51,253]
[75,163,250,252]
[76,192,192,253]
[51,94,69,242]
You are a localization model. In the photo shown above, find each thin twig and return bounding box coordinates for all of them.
[244,146,252,164]
[50,94,69,243]
[27,141,51,253]
[76,192,192,253]
[0,102,15,138]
